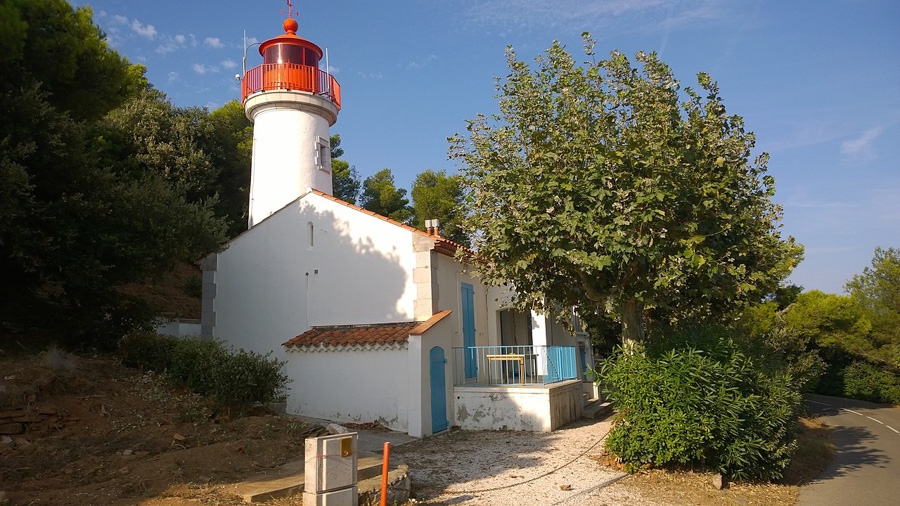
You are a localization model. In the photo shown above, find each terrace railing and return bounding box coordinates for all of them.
[241,63,341,110]
[452,345,577,386]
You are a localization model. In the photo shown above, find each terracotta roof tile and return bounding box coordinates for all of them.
[283,321,420,348]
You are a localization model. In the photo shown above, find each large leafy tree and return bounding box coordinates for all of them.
[846,247,900,365]
[449,36,802,345]
[0,1,226,348]
[360,168,411,223]
[410,169,470,246]
[201,100,253,236]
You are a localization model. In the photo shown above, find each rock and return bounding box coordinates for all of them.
[122,449,133,456]
[173,433,186,441]
[711,473,726,490]
[13,437,30,449]
[327,423,349,434]
[1,436,12,446]
[0,490,7,505]
[0,423,24,435]
[559,484,573,491]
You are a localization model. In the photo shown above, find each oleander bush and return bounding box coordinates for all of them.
[842,361,900,404]
[600,325,803,480]
[120,331,289,414]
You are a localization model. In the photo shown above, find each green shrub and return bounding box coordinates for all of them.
[119,332,289,415]
[119,331,177,371]
[842,361,900,404]
[600,326,802,480]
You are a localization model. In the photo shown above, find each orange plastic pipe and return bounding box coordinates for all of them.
[380,442,390,506]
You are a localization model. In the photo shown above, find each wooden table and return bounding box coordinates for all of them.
[485,354,526,384]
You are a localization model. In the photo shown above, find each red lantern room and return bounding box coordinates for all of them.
[240,12,341,110]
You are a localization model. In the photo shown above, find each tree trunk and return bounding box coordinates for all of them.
[620,299,645,353]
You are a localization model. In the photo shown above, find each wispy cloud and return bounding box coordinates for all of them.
[204,37,224,49]
[168,71,179,83]
[357,71,383,79]
[130,19,157,39]
[111,14,129,25]
[327,65,339,74]
[221,59,236,70]
[192,63,220,75]
[464,0,714,31]
[406,54,438,70]
[174,34,186,44]
[841,127,883,161]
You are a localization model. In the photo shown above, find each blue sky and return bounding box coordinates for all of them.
[70,0,899,295]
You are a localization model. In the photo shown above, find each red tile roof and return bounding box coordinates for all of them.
[310,190,474,258]
[283,321,420,348]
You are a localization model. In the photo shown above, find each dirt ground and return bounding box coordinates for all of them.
[1,350,828,505]
[0,350,327,505]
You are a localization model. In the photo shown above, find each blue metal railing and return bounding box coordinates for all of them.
[452,345,577,386]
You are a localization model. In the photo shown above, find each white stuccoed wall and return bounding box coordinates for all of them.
[454,379,583,432]
[205,192,418,359]
[246,92,338,227]
[283,345,410,431]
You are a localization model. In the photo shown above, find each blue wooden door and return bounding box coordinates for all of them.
[429,346,449,433]
[461,283,477,379]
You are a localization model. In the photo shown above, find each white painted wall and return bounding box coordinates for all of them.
[208,192,418,359]
[454,380,583,432]
[155,319,201,337]
[246,92,337,227]
[284,345,409,431]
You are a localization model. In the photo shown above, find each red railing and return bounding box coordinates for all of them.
[241,63,341,110]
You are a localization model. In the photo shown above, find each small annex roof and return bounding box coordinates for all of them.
[283,311,453,349]
[283,321,418,348]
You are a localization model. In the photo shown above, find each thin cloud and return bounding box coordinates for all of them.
[204,37,224,49]
[841,127,883,161]
[221,59,237,70]
[464,0,691,29]
[131,19,157,39]
[111,14,129,25]
[168,71,179,83]
[406,54,438,70]
[175,34,186,44]
[357,71,383,79]
[192,63,220,75]
[327,65,339,74]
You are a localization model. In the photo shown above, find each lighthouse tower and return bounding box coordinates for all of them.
[241,10,341,228]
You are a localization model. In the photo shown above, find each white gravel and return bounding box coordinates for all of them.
[393,418,664,505]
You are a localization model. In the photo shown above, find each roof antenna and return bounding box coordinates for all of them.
[282,0,298,19]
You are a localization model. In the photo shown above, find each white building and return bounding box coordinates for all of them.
[200,13,595,437]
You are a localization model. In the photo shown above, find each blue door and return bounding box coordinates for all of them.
[461,283,477,379]
[429,346,449,433]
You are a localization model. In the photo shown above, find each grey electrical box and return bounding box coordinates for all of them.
[303,432,359,506]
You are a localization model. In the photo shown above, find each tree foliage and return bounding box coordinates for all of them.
[449,36,801,344]
[846,247,900,362]
[330,134,362,204]
[600,326,802,480]
[410,169,470,246]
[360,168,411,222]
[0,2,226,348]
[0,0,148,121]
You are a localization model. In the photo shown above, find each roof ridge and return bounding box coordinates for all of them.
[310,190,475,255]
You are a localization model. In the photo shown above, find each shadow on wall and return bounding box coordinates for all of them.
[302,204,413,326]
[208,201,413,355]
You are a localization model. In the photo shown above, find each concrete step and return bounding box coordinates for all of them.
[582,400,613,420]
[229,449,406,503]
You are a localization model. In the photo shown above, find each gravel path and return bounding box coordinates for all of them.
[393,418,663,505]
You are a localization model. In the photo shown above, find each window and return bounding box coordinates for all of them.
[307,222,314,249]
[315,136,331,173]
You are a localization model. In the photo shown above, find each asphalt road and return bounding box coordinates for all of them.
[800,394,900,506]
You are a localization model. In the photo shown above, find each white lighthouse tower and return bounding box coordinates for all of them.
[241,9,341,228]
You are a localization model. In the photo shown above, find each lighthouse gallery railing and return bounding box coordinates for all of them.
[241,63,341,110]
